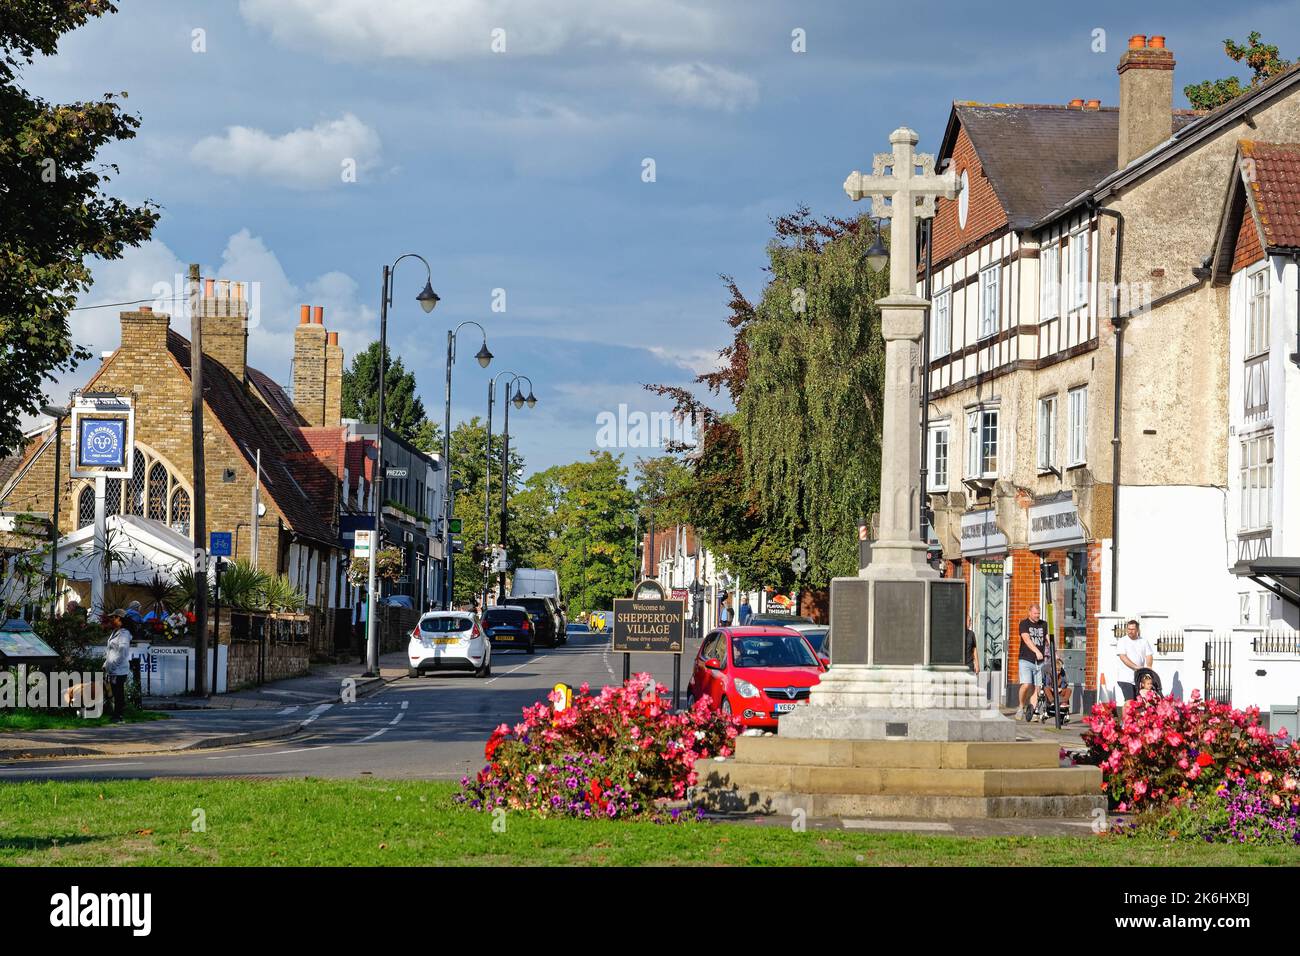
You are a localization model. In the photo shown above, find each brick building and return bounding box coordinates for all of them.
[0,282,352,624]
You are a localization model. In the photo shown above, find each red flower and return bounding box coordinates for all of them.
[1196,752,1214,767]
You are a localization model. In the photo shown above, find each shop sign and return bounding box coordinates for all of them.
[960,508,1007,556]
[1028,496,1085,549]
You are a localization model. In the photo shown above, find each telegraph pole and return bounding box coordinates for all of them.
[189,263,210,697]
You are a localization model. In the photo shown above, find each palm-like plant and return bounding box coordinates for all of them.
[144,572,178,617]
[215,559,271,611]
[263,574,306,613]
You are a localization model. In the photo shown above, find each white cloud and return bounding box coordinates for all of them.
[647,345,722,378]
[238,0,724,61]
[646,62,758,112]
[190,114,381,189]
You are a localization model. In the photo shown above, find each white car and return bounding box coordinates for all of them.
[408,611,492,678]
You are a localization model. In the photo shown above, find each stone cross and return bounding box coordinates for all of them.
[844,127,960,576]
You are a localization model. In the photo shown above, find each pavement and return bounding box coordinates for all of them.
[0,636,1113,837]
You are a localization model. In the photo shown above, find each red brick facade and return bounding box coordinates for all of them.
[931,120,1009,268]
[1231,204,1265,273]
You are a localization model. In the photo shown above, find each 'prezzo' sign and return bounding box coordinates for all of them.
[1028,497,1085,548]
[960,509,1007,556]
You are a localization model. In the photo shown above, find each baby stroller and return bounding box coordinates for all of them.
[1131,667,1163,699]
[1031,659,1072,725]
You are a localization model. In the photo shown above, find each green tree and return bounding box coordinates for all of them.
[633,455,691,528]
[341,341,429,443]
[0,1,158,457]
[512,452,638,614]
[411,417,441,456]
[448,416,524,605]
[1184,32,1291,110]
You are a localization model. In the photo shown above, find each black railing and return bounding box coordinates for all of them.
[1253,630,1300,655]
[1156,630,1184,654]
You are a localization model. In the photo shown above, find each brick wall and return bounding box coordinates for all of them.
[1232,204,1265,272]
[226,639,309,690]
[931,121,1009,268]
[293,308,327,428]
[324,331,344,428]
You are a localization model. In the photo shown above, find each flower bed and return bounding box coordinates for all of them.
[1082,691,1300,844]
[457,673,738,821]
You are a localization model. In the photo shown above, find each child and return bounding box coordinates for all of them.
[1133,667,1162,700]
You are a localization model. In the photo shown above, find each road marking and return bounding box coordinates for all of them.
[601,645,615,680]
[843,819,954,832]
[262,690,320,699]
[0,762,145,773]
[485,659,534,685]
[276,706,301,716]
[301,703,332,725]
[388,713,405,727]
[355,728,388,743]
[207,746,331,760]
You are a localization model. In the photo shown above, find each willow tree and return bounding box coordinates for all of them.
[736,209,888,585]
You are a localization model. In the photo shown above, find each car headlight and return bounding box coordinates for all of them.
[733,678,760,699]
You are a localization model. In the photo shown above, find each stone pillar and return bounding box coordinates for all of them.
[1095,612,1125,704]
[1181,625,1212,701]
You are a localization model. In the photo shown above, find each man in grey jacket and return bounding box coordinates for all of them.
[104,610,133,723]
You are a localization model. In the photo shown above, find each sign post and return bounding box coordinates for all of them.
[70,393,134,621]
[612,596,686,709]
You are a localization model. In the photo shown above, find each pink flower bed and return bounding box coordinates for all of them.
[457,673,739,820]
[1082,690,1300,813]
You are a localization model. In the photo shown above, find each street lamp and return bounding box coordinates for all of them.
[366,253,438,677]
[40,403,69,620]
[864,217,889,273]
[491,373,535,603]
[442,321,491,610]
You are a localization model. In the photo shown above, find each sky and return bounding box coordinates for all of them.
[23,0,1300,477]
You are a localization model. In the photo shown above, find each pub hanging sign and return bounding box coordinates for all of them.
[70,393,135,480]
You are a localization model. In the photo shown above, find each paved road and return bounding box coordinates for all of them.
[0,631,701,783]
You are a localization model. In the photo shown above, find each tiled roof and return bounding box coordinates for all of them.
[948,104,1200,230]
[248,367,306,433]
[1239,141,1300,249]
[167,330,338,547]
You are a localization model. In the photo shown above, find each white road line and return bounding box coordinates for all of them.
[0,762,145,773]
[485,659,534,685]
[355,728,388,744]
[301,703,333,725]
[388,713,405,726]
[400,700,409,710]
[276,706,301,716]
[207,746,331,760]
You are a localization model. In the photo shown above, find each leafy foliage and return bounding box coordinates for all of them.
[448,417,525,605]
[0,1,159,457]
[1184,32,1292,110]
[341,340,433,445]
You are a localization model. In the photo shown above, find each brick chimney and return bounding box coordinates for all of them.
[324,329,344,428]
[198,277,249,383]
[119,305,170,355]
[1117,34,1175,169]
[293,305,327,427]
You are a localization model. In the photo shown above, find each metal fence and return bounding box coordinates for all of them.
[1253,629,1300,655]
[1203,634,1233,705]
[1156,630,1184,654]
[228,612,311,646]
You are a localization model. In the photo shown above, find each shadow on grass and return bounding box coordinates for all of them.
[0,834,101,852]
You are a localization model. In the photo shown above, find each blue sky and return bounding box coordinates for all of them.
[27,0,1300,475]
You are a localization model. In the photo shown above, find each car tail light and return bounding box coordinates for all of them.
[410,627,421,639]
[522,619,531,631]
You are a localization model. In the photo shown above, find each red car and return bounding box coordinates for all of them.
[686,626,827,730]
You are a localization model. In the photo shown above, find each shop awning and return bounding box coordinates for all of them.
[1233,557,1300,610]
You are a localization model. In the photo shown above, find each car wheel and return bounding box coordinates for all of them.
[685,693,695,711]
[407,667,420,679]
[720,697,732,718]
[475,660,491,678]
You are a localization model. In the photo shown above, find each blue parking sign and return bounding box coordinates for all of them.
[210,532,232,557]
[77,418,126,468]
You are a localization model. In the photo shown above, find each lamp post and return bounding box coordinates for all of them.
[442,321,492,611]
[41,404,69,620]
[495,374,535,603]
[366,254,439,677]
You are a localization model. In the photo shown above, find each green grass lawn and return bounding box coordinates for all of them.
[2,779,1296,866]
[0,707,166,733]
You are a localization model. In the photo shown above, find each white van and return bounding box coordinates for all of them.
[510,568,561,602]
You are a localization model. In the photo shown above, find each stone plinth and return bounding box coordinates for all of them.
[693,737,1104,819]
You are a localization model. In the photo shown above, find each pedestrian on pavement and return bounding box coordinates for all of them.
[1116,619,1154,704]
[104,610,133,723]
[1017,603,1049,722]
[719,594,733,627]
[965,615,979,673]
[738,597,752,625]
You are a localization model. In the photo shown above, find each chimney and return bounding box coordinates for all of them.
[324,327,344,428]
[119,304,170,356]
[1084,98,1101,110]
[198,276,250,384]
[293,304,327,427]
[1068,98,1084,108]
[1117,34,1174,169]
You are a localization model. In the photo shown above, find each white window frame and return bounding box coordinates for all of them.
[1246,268,1270,358]
[1069,227,1091,311]
[932,288,951,357]
[928,425,950,492]
[1239,432,1274,533]
[1037,395,1058,472]
[1039,242,1060,320]
[965,407,999,478]
[1067,386,1087,467]
[978,266,1000,339]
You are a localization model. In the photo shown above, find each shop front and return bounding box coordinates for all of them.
[1027,494,1098,710]
[960,508,1009,699]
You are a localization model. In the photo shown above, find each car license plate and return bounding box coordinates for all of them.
[493,632,512,641]
[434,638,459,645]
[774,702,799,714]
